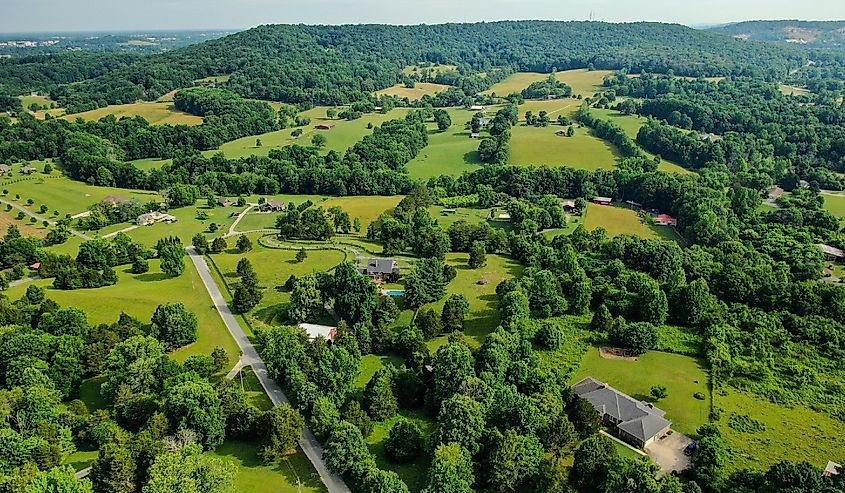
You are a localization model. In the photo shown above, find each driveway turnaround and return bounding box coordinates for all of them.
[187,246,351,493]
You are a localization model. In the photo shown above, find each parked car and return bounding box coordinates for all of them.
[684,442,698,456]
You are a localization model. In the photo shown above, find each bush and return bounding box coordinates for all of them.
[650,385,668,400]
[693,392,706,400]
[384,419,424,463]
[536,322,564,349]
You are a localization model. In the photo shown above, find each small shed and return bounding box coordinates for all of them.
[314,123,334,130]
[824,461,841,477]
[470,105,485,111]
[561,200,576,211]
[592,197,612,206]
[470,133,480,139]
[819,244,845,262]
[218,197,233,207]
[654,214,678,227]
[0,164,10,175]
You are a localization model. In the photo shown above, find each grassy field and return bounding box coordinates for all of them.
[426,206,503,229]
[406,108,483,179]
[375,82,450,100]
[20,94,55,109]
[778,84,810,97]
[822,192,845,224]
[555,68,615,97]
[61,102,203,126]
[5,259,239,367]
[401,64,458,76]
[0,210,48,237]
[129,157,173,171]
[589,108,692,174]
[573,348,711,435]
[315,195,404,231]
[509,124,620,171]
[210,440,327,493]
[483,72,549,96]
[715,387,845,472]
[208,235,346,326]
[366,409,435,493]
[423,253,524,349]
[209,107,410,159]
[1,171,162,218]
[583,204,677,240]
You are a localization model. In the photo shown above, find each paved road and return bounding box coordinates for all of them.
[186,246,350,493]
[0,198,91,240]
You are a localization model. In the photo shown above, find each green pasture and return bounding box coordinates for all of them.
[405,108,483,179]
[509,124,619,171]
[375,82,449,100]
[583,204,676,240]
[822,192,845,223]
[482,72,549,96]
[573,348,711,435]
[315,195,404,231]
[62,102,203,126]
[554,68,615,97]
[5,259,239,367]
[778,84,810,97]
[715,387,845,472]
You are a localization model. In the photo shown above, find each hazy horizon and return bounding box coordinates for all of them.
[2,0,844,34]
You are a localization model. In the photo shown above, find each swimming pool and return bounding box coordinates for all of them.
[383,290,405,297]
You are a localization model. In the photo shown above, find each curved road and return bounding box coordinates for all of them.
[186,246,350,493]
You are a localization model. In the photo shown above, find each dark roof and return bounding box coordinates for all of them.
[364,258,398,274]
[573,377,671,443]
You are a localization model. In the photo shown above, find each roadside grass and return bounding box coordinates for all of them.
[583,204,676,240]
[209,108,410,159]
[715,387,845,472]
[208,235,346,326]
[210,440,327,493]
[366,409,435,493]
[509,124,619,171]
[375,82,449,100]
[61,102,203,126]
[236,367,274,411]
[573,348,711,436]
[405,108,483,179]
[589,108,692,174]
[4,258,240,367]
[314,195,404,231]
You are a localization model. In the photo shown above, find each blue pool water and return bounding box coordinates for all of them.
[383,290,405,297]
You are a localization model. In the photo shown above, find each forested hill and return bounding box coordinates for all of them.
[709,20,845,50]
[53,21,807,112]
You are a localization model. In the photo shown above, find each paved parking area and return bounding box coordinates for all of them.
[645,431,693,475]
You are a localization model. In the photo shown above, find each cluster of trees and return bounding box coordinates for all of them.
[172,87,279,142]
[575,106,645,158]
[478,105,518,164]
[520,74,573,99]
[276,203,334,241]
[47,233,149,290]
[77,198,153,231]
[48,21,808,111]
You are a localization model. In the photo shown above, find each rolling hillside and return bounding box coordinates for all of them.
[710,20,845,50]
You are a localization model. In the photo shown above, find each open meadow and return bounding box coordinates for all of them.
[822,192,845,224]
[483,69,613,97]
[405,107,483,179]
[5,259,239,366]
[314,195,404,231]
[509,123,620,171]
[61,102,203,125]
[583,203,677,240]
[375,82,449,100]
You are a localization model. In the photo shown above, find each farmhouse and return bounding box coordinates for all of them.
[469,105,485,111]
[592,196,613,206]
[258,200,286,212]
[561,200,576,211]
[0,164,10,176]
[470,133,480,139]
[137,211,176,226]
[20,166,37,174]
[217,197,233,207]
[299,323,337,342]
[654,214,678,227]
[360,258,401,282]
[819,243,845,262]
[102,195,129,207]
[574,377,672,448]
[495,212,511,221]
[314,123,334,130]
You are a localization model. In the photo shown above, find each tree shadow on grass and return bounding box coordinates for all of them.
[254,304,285,325]
[134,272,169,282]
[463,150,482,165]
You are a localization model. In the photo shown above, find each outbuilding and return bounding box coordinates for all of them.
[592,196,612,206]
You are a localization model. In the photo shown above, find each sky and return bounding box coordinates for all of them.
[2,0,844,33]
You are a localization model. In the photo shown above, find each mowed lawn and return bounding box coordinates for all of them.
[822,192,845,224]
[0,210,48,238]
[61,102,203,126]
[482,72,549,96]
[554,68,615,97]
[366,410,435,493]
[210,107,411,159]
[209,440,327,493]
[122,204,239,247]
[509,124,620,171]
[208,235,346,326]
[375,82,449,100]
[2,171,162,218]
[573,348,711,435]
[406,108,483,179]
[583,204,677,240]
[714,387,845,472]
[314,195,404,231]
[5,259,239,367]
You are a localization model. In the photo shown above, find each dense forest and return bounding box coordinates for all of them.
[44,21,810,112]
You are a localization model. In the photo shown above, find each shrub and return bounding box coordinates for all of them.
[384,419,424,463]
[536,322,564,349]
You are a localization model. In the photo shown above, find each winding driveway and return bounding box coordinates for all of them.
[186,246,350,493]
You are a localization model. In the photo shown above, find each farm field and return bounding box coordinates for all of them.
[482,72,549,96]
[714,388,845,472]
[315,195,404,231]
[822,192,845,223]
[61,102,203,126]
[573,348,711,435]
[590,108,692,174]
[4,259,239,367]
[0,210,48,237]
[583,204,677,240]
[209,107,410,159]
[778,84,811,97]
[20,94,56,110]
[2,171,162,218]
[375,82,449,100]
[130,157,172,170]
[405,108,483,179]
[509,123,620,171]
[554,68,615,97]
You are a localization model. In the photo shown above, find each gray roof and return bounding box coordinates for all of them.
[364,258,398,274]
[573,377,671,443]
